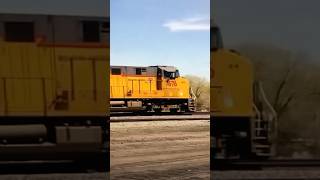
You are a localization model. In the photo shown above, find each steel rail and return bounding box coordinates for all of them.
[110,114,210,122]
[212,159,320,170]
[110,111,209,117]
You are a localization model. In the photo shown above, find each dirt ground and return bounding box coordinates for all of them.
[110,120,210,180]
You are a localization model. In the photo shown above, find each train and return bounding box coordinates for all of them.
[211,23,277,167]
[0,13,109,171]
[110,65,195,113]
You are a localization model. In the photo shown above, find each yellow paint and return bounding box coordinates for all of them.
[0,42,109,116]
[211,49,254,117]
[110,70,190,99]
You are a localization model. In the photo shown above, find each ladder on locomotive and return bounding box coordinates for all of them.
[252,81,277,157]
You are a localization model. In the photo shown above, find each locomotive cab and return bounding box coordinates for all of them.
[157,66,196,112]
[156,66,180,90]
[157,66,180,79]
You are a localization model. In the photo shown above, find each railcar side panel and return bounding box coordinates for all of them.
[110,74,190,99]
[0,43,108,116]
[0,13,109,171]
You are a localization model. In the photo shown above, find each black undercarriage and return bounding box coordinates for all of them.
[111,98,195,113]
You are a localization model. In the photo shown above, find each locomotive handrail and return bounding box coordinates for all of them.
[257,83,277,119]
[253,104,261,123]
[252,103,263,137]
[257,82,278,156]
[190,87,197,100]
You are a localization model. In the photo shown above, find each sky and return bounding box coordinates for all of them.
[213,0,320,61]
[111,0,210,79]
[0,0,108,16]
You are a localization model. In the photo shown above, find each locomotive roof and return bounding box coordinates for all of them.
[0,12,109,20]
[157,66,177,72]
[111,65,177,70]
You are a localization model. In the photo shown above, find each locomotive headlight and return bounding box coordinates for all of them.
[224,91,234,108]
[179,91,184,96]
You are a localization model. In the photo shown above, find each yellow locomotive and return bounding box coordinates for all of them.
[0,13,109,171]
[211,24,277,165]
[110,65,195,113]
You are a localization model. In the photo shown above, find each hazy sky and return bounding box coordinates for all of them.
[0,0,108,16]
[111,0,210,79]
[213,0,320,60]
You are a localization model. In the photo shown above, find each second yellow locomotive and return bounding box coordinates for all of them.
[211,23,277,166]
[110,65,195,113]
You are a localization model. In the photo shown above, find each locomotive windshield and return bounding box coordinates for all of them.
[211,26,223,50]
[164,70,180,79]
[157,66,180,79]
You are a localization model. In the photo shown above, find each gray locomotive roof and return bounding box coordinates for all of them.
[158,66,177,72]
[0,13,109,44]
[111,65,177,70]
[0,12,109,20]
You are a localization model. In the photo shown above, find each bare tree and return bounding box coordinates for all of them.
[185,75,210,111]
[235,43,309,120]
[233,43,319,156]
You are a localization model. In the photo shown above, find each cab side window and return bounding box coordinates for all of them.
[82,21,100,42]
[136,68,147,75]
[111,68,121,75]
[5,22,34,42]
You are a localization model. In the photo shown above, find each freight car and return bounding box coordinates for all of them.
[211,24,277,166]
[110,65,195,113]
[0,13,109,171]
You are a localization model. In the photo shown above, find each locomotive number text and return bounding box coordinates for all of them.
[167,81,177,87]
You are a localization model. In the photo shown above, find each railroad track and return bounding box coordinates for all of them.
[110,113,209,122]
[0,161,108,174]
[212,159,320,170]
[110,111,209,117]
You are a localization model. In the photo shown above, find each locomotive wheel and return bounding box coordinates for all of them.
[170,109,178,113]
[153,108,162,113]
[75,153,109,172]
